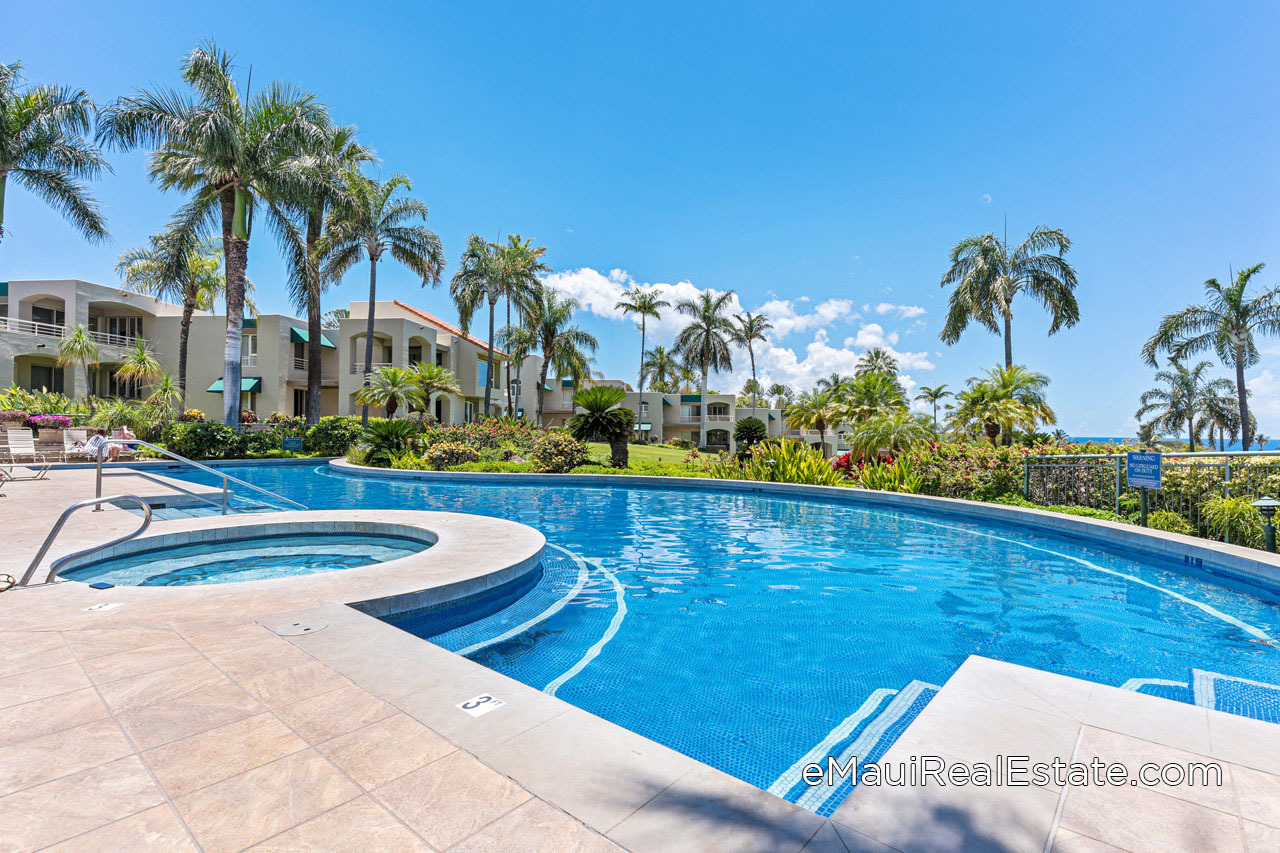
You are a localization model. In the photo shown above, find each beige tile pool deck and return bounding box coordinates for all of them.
[3,466,1280,851]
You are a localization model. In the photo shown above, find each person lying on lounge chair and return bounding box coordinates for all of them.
[85,429,121,462]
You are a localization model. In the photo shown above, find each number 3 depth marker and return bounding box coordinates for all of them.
[455,693,506,717]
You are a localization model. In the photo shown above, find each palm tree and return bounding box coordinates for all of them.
[527,284,598,424]
[56,323,99,412]
[276,122,374,424]
[674,289,736,448]
[841,373,907,423]
[0,61,109,244]
[738,378,764,406]
[98,40,328,425]
[856,347,898,378]
[784,390,842,457]
[940,226,1079,368]
[616,286,670,399]
[321,308,349,326]
[145,371,183,426]
[951,365,1055,446]
[1135,359,1232,452]
[768,383,792,409]
[815,373,851,393]
[410,362,461,420]
[117,231,228,404]
[914,384,952,431]
[496,236,550,414]
[641,345,680,393]
[113,337,163,394]
[677,366,698,394]
[354,366,425,419]
[499,324,537,418]
[1141,264,1280,451]
[322,171,444,425]
[567,385,636,468]
[729,311,772,417]
[1203,389,1241,452]
[848,412,931,458]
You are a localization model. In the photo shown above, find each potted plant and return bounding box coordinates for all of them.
[30,414,72,444]
[0,410,27,432]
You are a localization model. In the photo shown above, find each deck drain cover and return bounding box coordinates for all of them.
[273,621,327,636]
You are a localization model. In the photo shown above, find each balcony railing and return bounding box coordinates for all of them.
[679,414,732,423]
[351,361,393,374]
[241,354,258,367]
[293,357,307,371]
[0,316,147,349]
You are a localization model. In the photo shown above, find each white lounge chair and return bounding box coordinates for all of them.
[3,430,55,479]
[63,429,91,461]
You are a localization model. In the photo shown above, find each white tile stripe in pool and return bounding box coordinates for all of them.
[454,543,591,657]
[898,510,1279,644]
[794,679,940,813]
[543,556,628,697]
[766,687,897,797]
[1192,668,1280,709]
[1120,677,1188,691]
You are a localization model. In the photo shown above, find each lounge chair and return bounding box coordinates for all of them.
[111,430,139,459]
[63,429,90,461]
[3,430,55,479]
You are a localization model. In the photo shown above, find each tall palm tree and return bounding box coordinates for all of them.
[1141,264,1280,451]
[0,61,109,244]
[117,231,228,404]
[57,324,99,411]
[729,311,772,417]
[784,390,841,457]
[856,347,898,378]
[768,383,792,409]
[354,366,424,419]
[276,122,374,424]
[527,283,598,424]
[321,307,349,326]
[673,289,735,448]
[641,344,679,393]
[677,366,698,394]
[1203,388,1241,452]
[616,286,669,399]
[940,226,1079,368]
[322,171,444,425]
[113,337,163,395]
[1135,359,1233,452]
[497,236,550,414]
[841,372,908,423]
[98,40,327,425]
[914,384,952,431]
[499,324,537,418]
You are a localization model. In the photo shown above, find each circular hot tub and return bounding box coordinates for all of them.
[58,521,435,587]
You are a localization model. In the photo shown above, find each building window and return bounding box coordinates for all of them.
[408,345,422,364]
[241,333,258,367]
[464,401,476,422]
[477,360,489,390]
[107,371,140,399]
[293,388,309,416]
[31,305,65,327]
[435,349,445,366]
[639,401,649,418]
[29,364,65,393]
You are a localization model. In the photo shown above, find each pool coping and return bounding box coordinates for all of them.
[329,458,1280,593]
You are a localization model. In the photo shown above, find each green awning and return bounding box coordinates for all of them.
[680,393,701,402]
[561,378,574,388]
[290,327,335,348]
[0,282,7,297]
[242,318,257,330]
[768,413,776,421]
[207,377,263,393]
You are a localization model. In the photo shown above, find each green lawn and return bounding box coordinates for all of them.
[586,441,688,465]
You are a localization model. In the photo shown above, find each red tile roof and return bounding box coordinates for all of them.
[392,300,508,357]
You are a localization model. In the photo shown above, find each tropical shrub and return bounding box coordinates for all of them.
[903,441,1031,502]
[1147,510,1195,536]
[29,414,72,430]
[362,419,419,467]
[179,408,205,423]
[707,439,846,486]
[858,457,923,493]
[305,416,365,456]
[831,451,856,479]
[239,409,259,424]
[427,441,481,470]
[733,417,768,453]
[90,399,158,437]
[847,412,931,458]
[0,386,82,415]
[991,494,1126,523]
[530,432,588,473]
[389,450,432,470]
[1201,495,1264,548]
[567,386,635,468]
[0,409,28,423]
[666,437,694,450]
[418,418,543,455]
[161,422,247,460]
[344,444,369,466]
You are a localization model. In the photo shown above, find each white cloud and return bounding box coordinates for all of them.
[540,266,935,396]
[1248,370,1280,424]
[874,302,926,319]
[981,193,992,204]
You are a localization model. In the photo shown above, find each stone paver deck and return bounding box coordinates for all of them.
[4,467,1280,852]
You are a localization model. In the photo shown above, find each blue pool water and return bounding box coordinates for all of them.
[62,532,428,586]
[161,463,1280,812]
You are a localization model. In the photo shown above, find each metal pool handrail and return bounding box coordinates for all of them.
[19,494,152,586]
[94,438,307,515]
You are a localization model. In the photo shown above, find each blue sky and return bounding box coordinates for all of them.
[3,1,1279,434]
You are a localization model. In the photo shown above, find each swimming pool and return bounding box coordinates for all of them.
[62,531,430,586]
[164,462,1280,813]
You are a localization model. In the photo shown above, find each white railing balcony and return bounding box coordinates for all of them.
[0,316,152,350]
[293,357,307,371]
[241,354,258,367]
[351,361,393,375]
[679,414,731,423]
[89,329,145,349]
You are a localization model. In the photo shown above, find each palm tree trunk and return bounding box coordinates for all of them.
[638,320,646,396]
[699,362,708,449]
[1235,348,1251,451]
[504,297,512,416]
[178,296,194,407]
[536,353,550,425]
[483,298,496,417]
[0,172,7,240]
[514,357,524,419]
[360,258,379,427]
[1003,313,1013,369]
[305,209,323,426]
[82,359,94,414]
[932,401,938,431]
[749,346,758,418]
[221,188,247,427]
[1188,417,1196,452]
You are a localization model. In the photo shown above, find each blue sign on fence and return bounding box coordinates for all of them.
[282,436,304,452]
[1127,451,1162,489]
